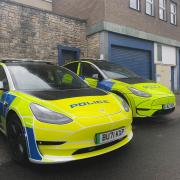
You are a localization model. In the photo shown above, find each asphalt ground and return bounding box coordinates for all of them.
[0,96,180,180]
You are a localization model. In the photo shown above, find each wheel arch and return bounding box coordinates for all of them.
[6,109,24,133]
[110,90,129,104]
[6,109,30,164]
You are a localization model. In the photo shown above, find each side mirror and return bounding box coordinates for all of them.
[0,81,5,90]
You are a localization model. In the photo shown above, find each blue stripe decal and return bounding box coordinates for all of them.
[97,81,115,91]
[0,93,16,117]
[79,75,85,80]
[26,127,42,161]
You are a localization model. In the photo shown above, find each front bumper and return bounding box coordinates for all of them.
[133,95,176,117]
[26,112,132,164]
[29,131,133,164]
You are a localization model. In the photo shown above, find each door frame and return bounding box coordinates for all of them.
[58,45,80,65]
[171,66,175,92]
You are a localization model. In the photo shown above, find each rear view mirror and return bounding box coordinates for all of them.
[92,74,99,79]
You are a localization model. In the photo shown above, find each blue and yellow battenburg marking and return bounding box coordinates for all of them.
[0,92,16,117]
[0,92,42,161]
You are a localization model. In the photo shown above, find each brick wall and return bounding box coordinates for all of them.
[0,1,88,63]
[87,33,100,59]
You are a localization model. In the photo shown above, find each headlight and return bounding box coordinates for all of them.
[122,100,130,112]
[30,103,73,124]
[114,95,130,112]
[128,87,151,97]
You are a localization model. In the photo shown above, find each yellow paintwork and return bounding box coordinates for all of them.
[109,80,176,117]
[64,61,176,118]
[0,84,133,163]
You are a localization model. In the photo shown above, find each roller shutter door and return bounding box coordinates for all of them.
[111,46,151,79]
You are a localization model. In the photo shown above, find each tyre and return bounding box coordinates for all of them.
[7,114,28,164]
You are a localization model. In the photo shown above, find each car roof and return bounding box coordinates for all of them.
[66,59,110,66]
[0,58,55,65]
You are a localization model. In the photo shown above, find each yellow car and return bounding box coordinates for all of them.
[0,59,133,164]
[64,60,176,118]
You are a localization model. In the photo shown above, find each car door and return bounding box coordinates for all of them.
[0,65,10,128]
[80,62,103,88]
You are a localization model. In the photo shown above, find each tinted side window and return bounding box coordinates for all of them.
[65,62,78,73]
[81,63,103,80]
[0,66,9,90]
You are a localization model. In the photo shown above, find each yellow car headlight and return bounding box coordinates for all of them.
[128,87,151,97]
[122,100,130,112]
[114,94,130,112]
[30,103,73,124]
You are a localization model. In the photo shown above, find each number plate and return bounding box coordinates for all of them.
[95,128,126,145]
[162,103,175,110]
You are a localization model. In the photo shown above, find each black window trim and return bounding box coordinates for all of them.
[64,61,79,74]
[80,62,106,81]
[0,65,10,91]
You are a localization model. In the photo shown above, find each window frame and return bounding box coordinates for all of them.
[129,0,141,11]
[159,0,167,21]
[80,62,104,81]
[157,44,163,62]
[170,2,177,25]
[64,62,79,74]
[145,0,155,16]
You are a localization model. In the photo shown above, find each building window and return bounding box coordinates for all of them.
[130,0,140,11]
[170,2,177,25]
[146,0,154,16]
[157,44,162,62]
[159,0,167,21]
